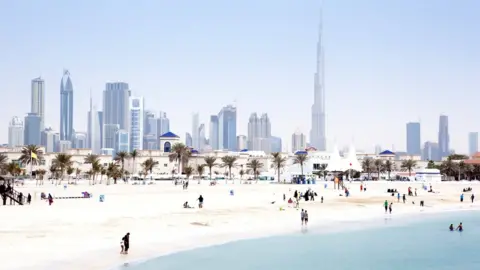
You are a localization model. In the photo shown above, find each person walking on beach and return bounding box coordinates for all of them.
[471,194,475,203]
[415,188,417,197]
[402,194,406,204]
[384,200,388,213]
[121,232,130,254]
[27,193,31,204]
[397,193,400,202]
[301,209,305,226]
[197,195,204,208]
[389,203,393,214]
[304,211,309,226]
[460,193,464,202]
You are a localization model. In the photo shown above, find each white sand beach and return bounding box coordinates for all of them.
[1,180,479,270]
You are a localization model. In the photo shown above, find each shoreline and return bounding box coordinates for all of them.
[109,205,480,270]
[2,181,478,270]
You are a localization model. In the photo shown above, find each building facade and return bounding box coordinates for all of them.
[236,135,247,151]
[129,96,144,151]
[31,77,45,129]
[247,113,271,153]
[116,130,130,153]
[8,116,24,147]
[218,105,237,151]
[60,70,74,141]
[24,113,41,145]
[292,131,306,152]
[41,128,59,153]
[406,122,421,155]
[469,132,478,156]
[438,115,449,159]
[103,82,130,130]
[209,115,219,150]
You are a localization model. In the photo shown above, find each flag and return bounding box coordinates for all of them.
[31,152,37,159]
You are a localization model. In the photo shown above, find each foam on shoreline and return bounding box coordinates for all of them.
[1,180,478,270]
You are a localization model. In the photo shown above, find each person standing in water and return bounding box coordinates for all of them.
[449,224,454,231]
[384,200,388,213]
[457,223,463,232]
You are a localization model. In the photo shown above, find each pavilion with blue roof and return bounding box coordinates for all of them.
[379,150,395,155]
[159,132,180,152]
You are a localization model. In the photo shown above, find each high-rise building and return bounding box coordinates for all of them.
[74,132,87,148]
[41,128,58,153]
[87,91,103,150]
[116,129,130,153]
[247,113,271,152]
[103,124,120,149]
[8,116,24,147]
[58,140,72,153]
[438,115,449,158]
[144,111,158,150]
[103,82,130,130]
[185,132,192,147]
[310,8,326,151]
[406,122,421,155]
[218,105,237,151]
[129,96,144,151]
[270,136,282,153]
[236,135,247,151]
[423,141,440,161]
[209,115,219,150]
[60,70,74,141]
[198,123,206,151]
[158,111,170,136]
[192,112,199,149]
[469,132,478,156]
[24,113,41,145]
[292,131,307,152]
[31,77,45,129]
[374,145,382,154]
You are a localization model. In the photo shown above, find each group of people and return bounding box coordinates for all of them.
[460,193,475,203]
[0,183,32,205]
[449,223,463,232]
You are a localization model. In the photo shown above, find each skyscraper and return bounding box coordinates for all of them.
[209,115,219,150]
[116,129,130,153]
[247,113,271,153]
[158,111,170,136]
[192,112,199,149]
[8,116,24,147]
[60,70,74,141]
[74,132,87,148]
[129,96,144,151]
[310,8,327,151]
[41,128,58,153]
[469,132,478,156]
[406,122,421,155]
[218,105,237,151]
[103,82,130,130]
[198,123,206,151]
[270,136,282,153]
[24,113,41,145]
[438,115,449,158]
[236,135,247,150]
[31,77,45,129]
[423,141,440,161]
[292,131,307,153]
[185,132,192,147]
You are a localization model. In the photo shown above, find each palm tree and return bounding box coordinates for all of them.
[114,151,129,181]
[106,162,120,185]
[6,161,21,177]
[84,154,100,185]
[271,152,287,182]
[204,156,217,180]
[75,168,81,184]
[19,145,43,166]
[37,169,46,185]
[427,160,436,169]
[184,166,194,180]
[239,169,245,182]
[401,159,417,176]
[141,158,159,181]
[130,149,139,177]
[52,153,73,185]
[373,159,385,180]
[0,153,8,174]
[293,154,308,179]
[100,167,106,184]
[247,159,264,182]
[49,164,58,183]
[221,155,238,182]
[383,160,394,180]
[440,158,457,181]
[196,164,205,184]
[457,161,468,181]
[168,143,190,175]
[361,159,374,180]
[66,166,74,184]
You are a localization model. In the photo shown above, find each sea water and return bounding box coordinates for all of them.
[122,211,480,270]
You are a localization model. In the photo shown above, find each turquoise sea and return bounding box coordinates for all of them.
[121,211,480,270]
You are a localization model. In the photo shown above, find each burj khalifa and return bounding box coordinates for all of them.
[310,7,326,151]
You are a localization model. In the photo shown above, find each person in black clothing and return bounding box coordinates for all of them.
[122,233,130,254]
[198,195,204,208]
[27,193,32,204]
[471,194,475,203]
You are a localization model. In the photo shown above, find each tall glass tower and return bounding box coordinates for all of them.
[438,115,449,158]
[60,70,74,141]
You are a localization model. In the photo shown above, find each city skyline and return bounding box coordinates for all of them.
[1,0,479,152]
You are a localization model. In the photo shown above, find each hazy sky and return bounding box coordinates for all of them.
[0,0,478,153]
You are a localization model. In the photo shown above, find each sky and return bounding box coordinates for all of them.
[0,0,479,153]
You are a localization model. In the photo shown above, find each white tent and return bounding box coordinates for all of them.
[327,144,346,172]
[344,144,363,172]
